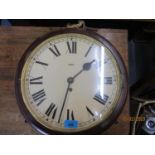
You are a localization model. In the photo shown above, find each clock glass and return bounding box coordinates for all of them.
[16,29,127,134]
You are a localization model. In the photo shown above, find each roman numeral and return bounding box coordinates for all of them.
[32,89,46,105]
[45,103,57,119]
[104,77,112,84]
[37,98,46,106]
[36,61,48,66]
[86,106,94,116]
[52,108,57,119]
[30,76,43,84]
[85,45,93,57]
[67,41,77,54]
[67,109,75,120]
[94,94,109,105]
[49,45,61,57]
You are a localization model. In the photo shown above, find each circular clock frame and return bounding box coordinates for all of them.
[15,28,128,134]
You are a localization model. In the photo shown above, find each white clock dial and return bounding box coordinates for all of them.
[19,32,125,133]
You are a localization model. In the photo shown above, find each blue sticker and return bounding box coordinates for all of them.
[64,120,78,128]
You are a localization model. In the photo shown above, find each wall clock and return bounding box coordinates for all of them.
[15,28,128,134]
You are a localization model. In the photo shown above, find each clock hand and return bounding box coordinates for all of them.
[58,77,74,123]
[58,60,95,123]
[73,59,95,79]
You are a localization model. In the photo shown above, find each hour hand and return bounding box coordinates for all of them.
[83,59,95,71]
[72,59,95,79]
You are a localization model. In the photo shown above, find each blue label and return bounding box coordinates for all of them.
[64,120,78,128]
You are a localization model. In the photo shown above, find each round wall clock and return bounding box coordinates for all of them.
[15,28,128,134]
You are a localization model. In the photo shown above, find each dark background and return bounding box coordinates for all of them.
[1,19,155,87]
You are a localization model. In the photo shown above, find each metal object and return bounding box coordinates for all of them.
[143,117,155,134]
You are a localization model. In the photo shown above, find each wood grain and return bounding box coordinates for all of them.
[0,27,129,134]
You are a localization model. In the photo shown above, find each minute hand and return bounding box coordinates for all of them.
[58,60,95,123]
[58,82,71,123]
[73,59,95,79]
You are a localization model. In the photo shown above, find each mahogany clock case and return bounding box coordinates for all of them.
[15,28,128,134]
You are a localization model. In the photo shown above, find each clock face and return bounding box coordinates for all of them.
[16,29,127,134]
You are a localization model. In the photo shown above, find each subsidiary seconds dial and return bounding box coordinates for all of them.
[15,29,127,134]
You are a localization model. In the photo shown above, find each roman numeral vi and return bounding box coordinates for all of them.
[67,109,75,120]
